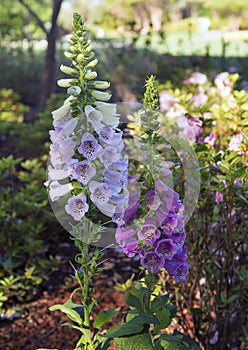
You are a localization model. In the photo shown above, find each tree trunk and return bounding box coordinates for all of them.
[39,0,63,108]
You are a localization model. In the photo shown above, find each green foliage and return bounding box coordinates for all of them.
[103,274,200,349]
[157,72,248,348]
[0,91,65,314]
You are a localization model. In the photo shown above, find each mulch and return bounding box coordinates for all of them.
[0,248,139,350]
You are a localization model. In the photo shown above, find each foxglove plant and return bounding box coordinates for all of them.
[115,76,189,282]
[44,13,129,350]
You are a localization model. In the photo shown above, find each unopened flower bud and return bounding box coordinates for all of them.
[64,51,76,59]
[60,65,78,75]
[85,71,97,80]
[69,45,77,52]
[67,86,81,96]
[91,81,110,89]
[85,59,98,70]
[91,90,111,101]
[57,79,77,88]
[76,54,84,63]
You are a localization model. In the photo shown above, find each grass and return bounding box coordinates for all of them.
[135,30,248,57]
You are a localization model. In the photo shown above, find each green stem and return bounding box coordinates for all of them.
[82,242,90,328]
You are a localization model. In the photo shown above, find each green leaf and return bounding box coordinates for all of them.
[101,316,144,338]
[154,307,171,334]
[151,294,170,312]
[173,331,201,349]
[114,333,152,350]
[49,304,83,325]
[94,310,119,330]
[62,322,88,334]
[125,292,143,312]
[159,331,201,350]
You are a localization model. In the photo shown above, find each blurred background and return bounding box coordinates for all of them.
[0,0,248,108]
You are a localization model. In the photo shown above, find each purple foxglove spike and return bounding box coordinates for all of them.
[155,180,179,200]
[164,261,189,282]
[155,239,178,260]
[71,160,96,185]
[141,251,165,274]
[65,193,89,221]
[169,229,186,248]
[174,246,188,262]
[98,146,121,168]
[89,181,112,205]
[115,226,136,246]
[124,192,140,224]
[155,210,177,232]
[146,190,161,210]
[175,213,185,230]
[137,218,161,245]
[78,133,102,160]
[122,238,139,257]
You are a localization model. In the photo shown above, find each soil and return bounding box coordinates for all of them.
[0,245,140,350]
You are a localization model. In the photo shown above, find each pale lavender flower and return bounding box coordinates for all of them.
[49,181,74,202]
[96,125,115,144]
[48,165,72,181]
[85,105,103,130]
[137,218,161,245]
[89,181,112,205]
[78,133,102,160]
[155,238,178,260]
[104,169,125,193]
[71,160,96,185]
[141,251,165,274]
[65,193,89,221]
[98,146,121,168]
[50,139,76,167]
